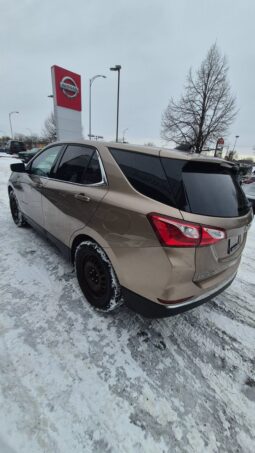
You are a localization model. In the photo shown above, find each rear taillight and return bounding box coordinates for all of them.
[200,226,226,245]
[148,214,226,247]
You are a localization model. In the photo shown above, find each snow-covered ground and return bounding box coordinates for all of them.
[0,155,254,453]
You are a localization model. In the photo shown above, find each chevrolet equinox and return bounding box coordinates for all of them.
[8,141,253,317]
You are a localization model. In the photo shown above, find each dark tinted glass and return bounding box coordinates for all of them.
[10,141,25,151]
[82,152,102,184]
[162,158,250,217]
[110,148,174,205]
[30,145,62,177]
[56,145,93,183]
[18,142,26,151]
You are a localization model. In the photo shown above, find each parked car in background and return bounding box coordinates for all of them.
[8,141,253,317]
[242,178,255,212]
[6,140,26,155]
[18,147,40,163]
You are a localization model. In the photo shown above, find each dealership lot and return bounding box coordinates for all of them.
[0,155,254,453]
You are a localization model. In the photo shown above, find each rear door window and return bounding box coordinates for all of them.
[55,145,103,185]
[82,152,102,184]
[55,145,94,183]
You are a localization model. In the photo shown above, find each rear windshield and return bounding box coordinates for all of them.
[109,148,250,217]
[162,159,249,217]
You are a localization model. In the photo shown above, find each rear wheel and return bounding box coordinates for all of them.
[75,241,123,312]
[9,190,27,227]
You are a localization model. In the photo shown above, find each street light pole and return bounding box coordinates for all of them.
[9,111,19,138]
[89,75,106,140]
[232,135,240,153]
[122,128,128,143]
[26,128,33,146]
[110,65,121,142]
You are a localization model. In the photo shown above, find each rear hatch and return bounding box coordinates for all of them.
[160,154,253,283]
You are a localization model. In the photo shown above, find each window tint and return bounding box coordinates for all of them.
[160,158,189,211]
[56,145,93,183]
[109,148,173,205]
[82,152,102,184]
[162,158,250,217]
[30,145,62,177]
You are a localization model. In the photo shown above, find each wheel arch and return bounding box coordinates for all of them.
[71,234,100,264]
[71,231,123,286]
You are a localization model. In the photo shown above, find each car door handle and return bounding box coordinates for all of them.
[74,193,91,202]
[35,182,43,189]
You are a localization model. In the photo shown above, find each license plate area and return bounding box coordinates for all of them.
[228,236,240,254]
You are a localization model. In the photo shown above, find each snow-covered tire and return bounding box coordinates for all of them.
[75,241,123,312]
[9,190,27,227]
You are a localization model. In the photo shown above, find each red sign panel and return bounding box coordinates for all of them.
[52,65,82,111]
[217,137,224,145]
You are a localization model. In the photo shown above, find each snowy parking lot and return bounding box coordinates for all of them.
[0,154,254,453]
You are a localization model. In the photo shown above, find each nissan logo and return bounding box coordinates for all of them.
[60,76,79,98]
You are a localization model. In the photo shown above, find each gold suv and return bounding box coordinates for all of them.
[8,141,253,317]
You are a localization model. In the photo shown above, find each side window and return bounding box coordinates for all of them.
[55,145,93,183]
[82,151,102,184]
[30,145,62,177]
[109,148,174,206]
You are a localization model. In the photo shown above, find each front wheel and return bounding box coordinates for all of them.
[9,190,27,227]
[75,241,123,312]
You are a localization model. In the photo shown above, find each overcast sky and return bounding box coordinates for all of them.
[0,0,254,154]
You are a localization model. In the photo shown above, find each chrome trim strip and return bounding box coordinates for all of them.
[158,272,236,309]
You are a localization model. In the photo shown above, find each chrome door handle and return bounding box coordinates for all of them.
[35,183,43,189]
[74,193,91,202]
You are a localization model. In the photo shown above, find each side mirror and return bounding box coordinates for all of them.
[10,163,26,173]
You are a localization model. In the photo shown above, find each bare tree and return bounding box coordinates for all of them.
[161,44,237,153]
[42,112,57,142]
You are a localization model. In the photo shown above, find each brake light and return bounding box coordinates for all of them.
[148,214,226,247]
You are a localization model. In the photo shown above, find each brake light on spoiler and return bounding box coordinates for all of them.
[148,214,226,247]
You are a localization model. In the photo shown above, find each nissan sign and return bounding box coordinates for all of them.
[51,65,82,111]
[60,76,79,98]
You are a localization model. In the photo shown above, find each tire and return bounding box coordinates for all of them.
[9,190,27,227]
[75,241,123,312]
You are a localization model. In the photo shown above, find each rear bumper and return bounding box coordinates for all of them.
[123,272,236,318]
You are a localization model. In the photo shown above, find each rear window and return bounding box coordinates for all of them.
[162,159,250,217]
[110,148,250,218]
